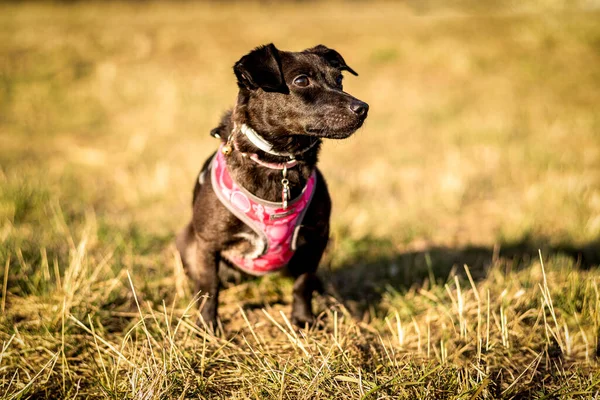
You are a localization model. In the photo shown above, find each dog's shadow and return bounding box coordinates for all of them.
[320,236,600,319]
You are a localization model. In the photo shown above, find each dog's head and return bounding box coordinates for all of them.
[233,43,368,140]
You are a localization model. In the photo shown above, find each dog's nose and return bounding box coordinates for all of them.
[350,101,369,118]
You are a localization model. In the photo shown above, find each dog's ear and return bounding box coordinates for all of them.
[305,45,358,76]
[233,43,289,94]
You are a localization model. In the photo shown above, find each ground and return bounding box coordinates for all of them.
[1,1,600,399]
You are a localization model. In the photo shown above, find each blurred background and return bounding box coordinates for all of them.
[1,1,600,397]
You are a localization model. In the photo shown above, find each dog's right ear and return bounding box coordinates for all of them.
[305,45,358,76]
[233,44,289,94]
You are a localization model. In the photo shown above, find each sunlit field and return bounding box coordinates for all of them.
[1,1,600,398]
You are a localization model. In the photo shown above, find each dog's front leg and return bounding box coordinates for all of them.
[290,272,323,327]
[287,239,327,327]
[189,238,221,329]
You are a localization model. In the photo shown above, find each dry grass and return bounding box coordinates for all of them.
[1,1,600,399]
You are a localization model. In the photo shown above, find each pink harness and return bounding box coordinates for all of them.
[209,145,317,275]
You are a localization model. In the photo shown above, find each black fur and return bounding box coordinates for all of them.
[176,43,369,329]
[234,44,289,94]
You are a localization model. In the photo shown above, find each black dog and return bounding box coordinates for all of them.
[176,43,368,328]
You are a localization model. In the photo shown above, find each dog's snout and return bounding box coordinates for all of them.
[350,101,369,118]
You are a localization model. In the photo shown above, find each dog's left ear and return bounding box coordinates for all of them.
[305,45,358,76]
[234,43,289,94]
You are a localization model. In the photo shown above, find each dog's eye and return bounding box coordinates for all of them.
[293,75,310,87]
[336,75,343,87]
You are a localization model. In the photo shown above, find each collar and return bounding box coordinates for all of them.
[240,124,292,158]
[234,123,320,170]
[232,134,298,169]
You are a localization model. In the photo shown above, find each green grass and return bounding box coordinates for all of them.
[1,2,600,398]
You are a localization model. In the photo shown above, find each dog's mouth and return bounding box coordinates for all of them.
[305,117,366,139]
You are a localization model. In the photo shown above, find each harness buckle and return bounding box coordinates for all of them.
[281,165,290,209]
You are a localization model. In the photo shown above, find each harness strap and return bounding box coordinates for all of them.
[204,145,317,275]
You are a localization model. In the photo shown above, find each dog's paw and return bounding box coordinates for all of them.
[291,312,315,329]
[196,318,216,331]
[196,318,228,337]
[196,312,219,334]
